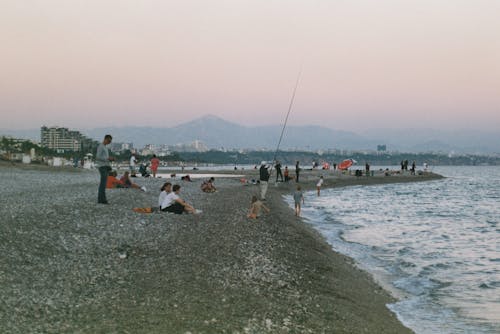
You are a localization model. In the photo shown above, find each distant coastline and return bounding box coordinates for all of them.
[2,115,500,153]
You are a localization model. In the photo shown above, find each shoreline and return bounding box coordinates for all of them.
[1,165,442,333]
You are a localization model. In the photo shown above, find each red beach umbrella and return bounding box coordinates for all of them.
[338,158,354,170]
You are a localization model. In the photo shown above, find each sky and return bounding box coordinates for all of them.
[1,0,499,132]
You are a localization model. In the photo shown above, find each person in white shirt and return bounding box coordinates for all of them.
[316,175,324,196]
[158,182,172,207]
[129,154,137,176]
[161,184,196,214]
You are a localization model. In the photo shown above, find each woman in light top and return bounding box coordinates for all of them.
[161,184,196,214]
[158,182,172,207]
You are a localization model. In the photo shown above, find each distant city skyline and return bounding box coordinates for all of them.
[1,0,499,132]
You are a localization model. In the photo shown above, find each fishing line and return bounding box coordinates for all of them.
[272,66,302,166]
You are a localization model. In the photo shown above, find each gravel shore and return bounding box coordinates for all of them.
[0,164,442,333]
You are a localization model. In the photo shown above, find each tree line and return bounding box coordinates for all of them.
[1,137,498,166]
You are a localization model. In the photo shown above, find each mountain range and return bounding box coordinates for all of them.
[1,115,499,154]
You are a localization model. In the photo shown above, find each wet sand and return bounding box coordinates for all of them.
[0,164,442,333]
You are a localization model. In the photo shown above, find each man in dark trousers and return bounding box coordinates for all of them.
[96,134,114,204]
[295,161,300,183]
[275,160,283,182]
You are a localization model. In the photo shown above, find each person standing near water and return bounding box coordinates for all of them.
[259,161,270,200]
[275,160,283,182]
[295,161,300,183]
[293,185,304,217]
[96,134,113,204]
[316,175,324,196]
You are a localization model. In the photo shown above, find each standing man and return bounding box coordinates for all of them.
[275,160,283,182]
[129,153,137,176]
[259,161,270,201]
[96,134,114,204]
[295,161,300,183]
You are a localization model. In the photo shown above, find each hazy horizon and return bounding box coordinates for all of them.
[1,1,499,132]
[2,113,500,135]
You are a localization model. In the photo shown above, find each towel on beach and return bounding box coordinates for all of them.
[133,207,153,214]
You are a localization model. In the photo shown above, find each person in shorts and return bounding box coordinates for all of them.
[316,175,324,196]
[293,185,304,217]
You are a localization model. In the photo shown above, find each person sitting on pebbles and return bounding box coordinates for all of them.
[247,195,270,219]
[120,171,147,192]
[201,177,216,193]
[158,182,172,207]
[106,170,125,189]
[161,184,197,214]
[132,182,171,214]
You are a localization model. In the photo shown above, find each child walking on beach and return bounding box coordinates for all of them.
[293,186,304,217]
[247,195,270,219]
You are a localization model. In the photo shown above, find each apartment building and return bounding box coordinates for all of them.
[40,126,96,153]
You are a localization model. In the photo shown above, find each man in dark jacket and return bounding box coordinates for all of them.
[275,160,283,182]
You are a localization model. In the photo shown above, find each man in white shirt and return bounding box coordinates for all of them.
[129,154,137,176]
[161,184,196,214]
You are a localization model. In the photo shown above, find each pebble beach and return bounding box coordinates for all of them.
[0,163,443,333]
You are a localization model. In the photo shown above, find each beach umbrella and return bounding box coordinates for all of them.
[338,158,355,170]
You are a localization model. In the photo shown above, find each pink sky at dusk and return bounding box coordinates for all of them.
[1,0,499,132]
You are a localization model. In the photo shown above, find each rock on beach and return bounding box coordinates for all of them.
[0,164,442,333]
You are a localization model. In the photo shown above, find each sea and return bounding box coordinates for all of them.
[286,166,499,334]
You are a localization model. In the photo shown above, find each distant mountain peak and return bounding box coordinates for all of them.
[199,114,224,121]
[179,114,241,128]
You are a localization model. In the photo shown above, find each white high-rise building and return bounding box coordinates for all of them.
[40,126,94,153]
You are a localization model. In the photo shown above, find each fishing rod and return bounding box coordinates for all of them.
[271,66,302,167]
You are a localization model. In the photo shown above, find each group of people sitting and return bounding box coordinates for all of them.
[107,171,147,192]
[158,177,217,213]
[158,182,197,214]
[129,175,272,219]
[131,176,219,215]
